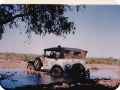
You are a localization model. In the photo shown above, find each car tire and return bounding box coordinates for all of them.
[34,58,43,71]
[50,66,63,77]
[71,63,86,79]
[27,63,34,70]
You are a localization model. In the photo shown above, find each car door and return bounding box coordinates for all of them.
[42,57,56,70]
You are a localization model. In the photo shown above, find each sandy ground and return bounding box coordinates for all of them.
[0,59,27,71]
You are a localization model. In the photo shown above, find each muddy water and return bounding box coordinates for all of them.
[0,69,120,89]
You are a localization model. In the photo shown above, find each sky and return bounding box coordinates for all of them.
[0,5,120,59]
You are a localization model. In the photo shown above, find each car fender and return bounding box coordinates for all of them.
[27,61,34,65]
[72,63,86,70]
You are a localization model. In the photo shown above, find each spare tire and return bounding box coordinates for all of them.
[34,58,43,71]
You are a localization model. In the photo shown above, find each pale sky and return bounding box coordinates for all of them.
[0,5,120,59]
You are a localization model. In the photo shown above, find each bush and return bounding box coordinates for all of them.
[23,55,33,62]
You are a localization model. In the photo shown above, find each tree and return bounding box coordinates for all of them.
[0,5,85,39]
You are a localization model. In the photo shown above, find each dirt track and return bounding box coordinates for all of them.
[0,59,27,71]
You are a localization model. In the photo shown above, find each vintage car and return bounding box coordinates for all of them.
[27,45,90,79]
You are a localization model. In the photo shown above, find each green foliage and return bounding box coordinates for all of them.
[0,5,85,39]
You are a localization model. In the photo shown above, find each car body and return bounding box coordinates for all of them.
[27,45,90,78]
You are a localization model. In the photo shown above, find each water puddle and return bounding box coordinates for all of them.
[0,71,69,89]
[90,69,120,79]
[0,68,120,89]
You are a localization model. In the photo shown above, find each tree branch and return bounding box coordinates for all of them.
[0,13,27,25]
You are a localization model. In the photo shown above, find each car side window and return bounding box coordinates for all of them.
[64,51,82,59]
[47,51,56,59]
[57,52,65,59]
[46,51,65,59]
[73,52,81,59]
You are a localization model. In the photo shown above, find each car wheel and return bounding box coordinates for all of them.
[71,63,86,79]
[50,66,63,77]
[34,58,43,71]
[27,63,34,70]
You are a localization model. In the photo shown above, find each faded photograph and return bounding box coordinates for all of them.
[0,5,120,90]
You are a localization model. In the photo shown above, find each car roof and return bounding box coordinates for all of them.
[44,45,87,52]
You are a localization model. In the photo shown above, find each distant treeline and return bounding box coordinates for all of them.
[0,52,120,66]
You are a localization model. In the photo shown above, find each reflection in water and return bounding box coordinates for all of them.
[27,70,41,77]
[90,69,120,79]
[1,69,120,89]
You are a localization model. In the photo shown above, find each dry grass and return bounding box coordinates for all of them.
[86,57,120,66]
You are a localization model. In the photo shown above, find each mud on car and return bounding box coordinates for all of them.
[27,45,90,79]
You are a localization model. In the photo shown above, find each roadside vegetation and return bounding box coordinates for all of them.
[0,52,38,62]
[86,57,120,66]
